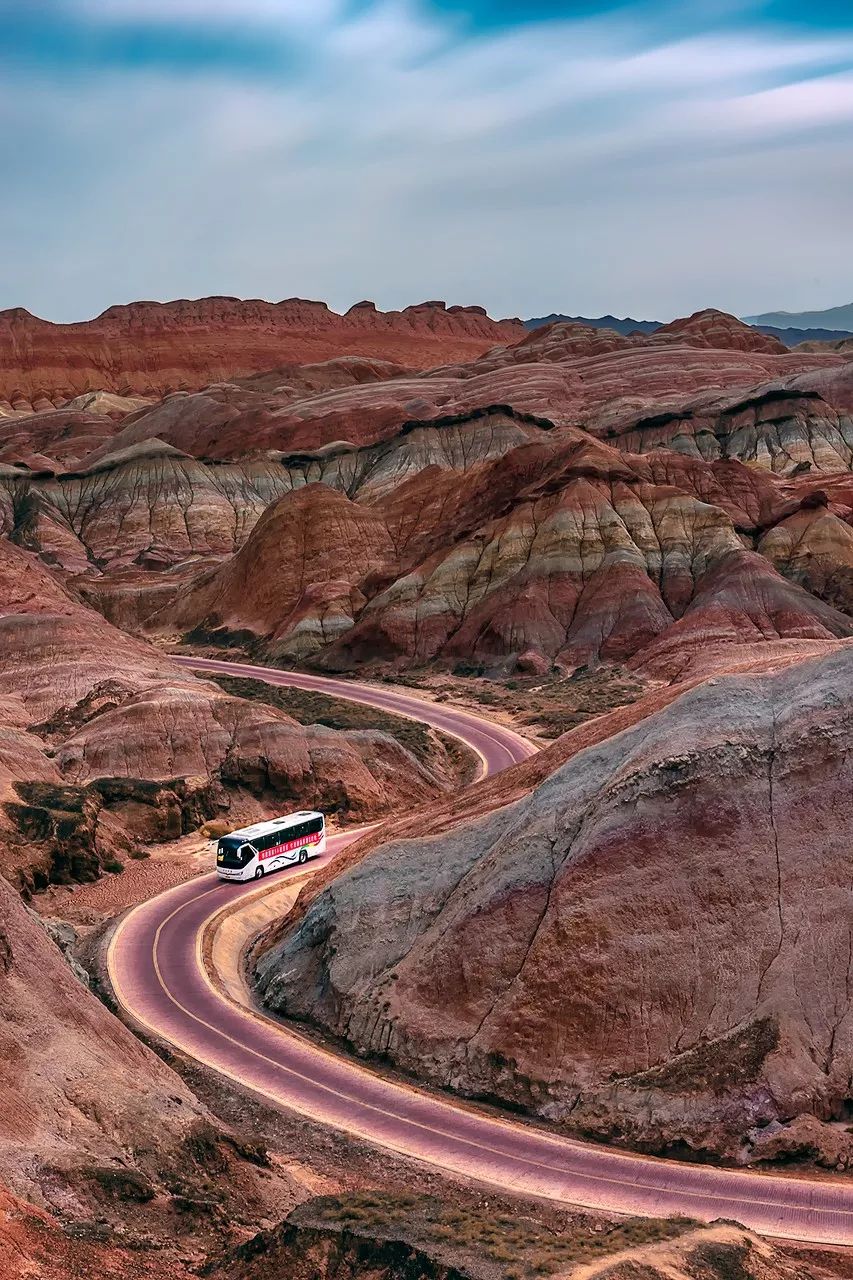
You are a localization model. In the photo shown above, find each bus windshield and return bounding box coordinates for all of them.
[217,838,254,868]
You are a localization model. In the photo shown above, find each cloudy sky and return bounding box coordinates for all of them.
[1,0,852,322]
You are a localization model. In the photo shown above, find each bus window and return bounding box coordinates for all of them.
[217,838,255,868]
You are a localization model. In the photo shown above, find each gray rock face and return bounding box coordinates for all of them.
[34,914,90,987]
[0,410,541,576]
[256,646,853,1161]
[604,372,853,475]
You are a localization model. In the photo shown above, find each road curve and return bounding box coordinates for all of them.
[108,658,853,1246]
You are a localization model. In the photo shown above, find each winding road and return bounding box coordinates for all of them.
[108,657,853,1246]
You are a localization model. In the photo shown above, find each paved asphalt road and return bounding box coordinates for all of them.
[108,657,853,1246]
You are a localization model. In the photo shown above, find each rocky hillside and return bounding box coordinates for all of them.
[212,1194,816,1280]
[256,645,853,1167]
[0,309,842,468]
[1,311,851,681]
[0,537,453,892]
[0,297,524,404]
[7,300,853,1278]
[139,422,853,678]
[0,874,289,1259]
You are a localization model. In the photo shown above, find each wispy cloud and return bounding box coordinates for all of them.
[714,68,853,130]
[1,0,852,321]
[82,0,342,18]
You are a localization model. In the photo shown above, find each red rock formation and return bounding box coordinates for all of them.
[127,417,852,677]
[256,644,853,1164]
[0,538,457,890]
[1,315,851,682]
[0,1180,176,1280]
[164,484,396,661]
[11,301,853,1277]
[0,408,545,577]
[649,308,789,354]
[759,486,853,616]
[599,366,853,474]
[0,408,120,471]
[0,297,524,402]
[629,548,851,682]
[2,308,842,471]
[473,320,635,369]
[53,345,837,470]
[0,872,281,1236]
[234,353,407,394]
[485,309,789,369]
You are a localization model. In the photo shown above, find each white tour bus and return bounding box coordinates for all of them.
[215,811,326,881]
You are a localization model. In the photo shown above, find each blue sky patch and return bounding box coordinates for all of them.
[1,0,851,322]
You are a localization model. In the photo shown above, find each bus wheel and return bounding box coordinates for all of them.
[254,866,264,879]
[298,849,308,865]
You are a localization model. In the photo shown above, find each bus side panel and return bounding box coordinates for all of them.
[218,820,325,877]
[259,828,325,863]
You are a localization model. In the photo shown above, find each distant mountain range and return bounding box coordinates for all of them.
[524,306,853,347]
[523,313,662,336]
[744,303,853,331]
[753,325,853,347]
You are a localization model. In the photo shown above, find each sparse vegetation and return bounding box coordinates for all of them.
[210,672,477,782]
[211,673,433,757]
[292,1191,697,1278]
[407,663,648,739]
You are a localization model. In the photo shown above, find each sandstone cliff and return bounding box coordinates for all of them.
[0,297,524,403]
